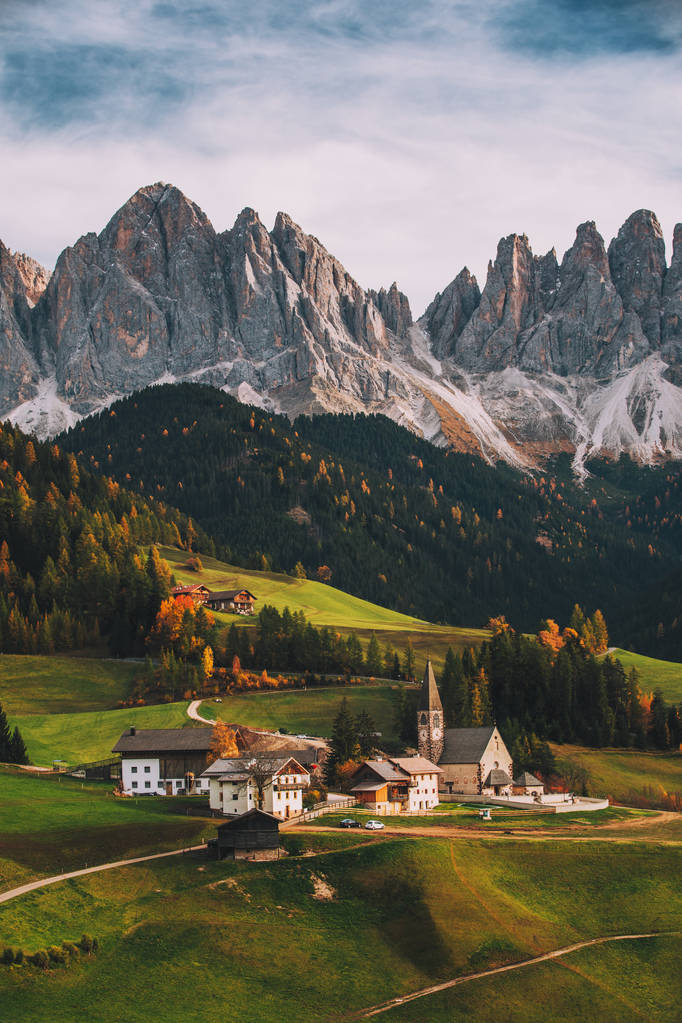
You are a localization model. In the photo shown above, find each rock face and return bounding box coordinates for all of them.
[2,185,682,472]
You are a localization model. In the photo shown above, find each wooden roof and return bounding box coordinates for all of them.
[113,726,213,753]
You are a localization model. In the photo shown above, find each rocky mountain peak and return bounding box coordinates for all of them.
[608,209,665,346]
[419,267,480,358]
[368,282,412,339]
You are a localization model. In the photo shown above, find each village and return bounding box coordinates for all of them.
[112,659,609,861]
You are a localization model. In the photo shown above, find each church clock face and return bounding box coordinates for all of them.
[432,725,442,740]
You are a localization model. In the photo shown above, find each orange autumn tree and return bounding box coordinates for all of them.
[538,619,564,654]
[208,721,239,763]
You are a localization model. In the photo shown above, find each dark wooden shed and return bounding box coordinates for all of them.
[214,808,281,861]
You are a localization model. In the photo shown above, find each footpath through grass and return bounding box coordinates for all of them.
[0,837,679,1023]
[0,770,215,894]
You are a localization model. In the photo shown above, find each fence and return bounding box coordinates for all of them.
[294,797,357,823]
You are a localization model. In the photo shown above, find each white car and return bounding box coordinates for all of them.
[364,820,385,830]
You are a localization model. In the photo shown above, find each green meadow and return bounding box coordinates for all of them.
[0,654,138,716]
[0,838,679,1023]
[609,648,682,704]
[552,744,682,809]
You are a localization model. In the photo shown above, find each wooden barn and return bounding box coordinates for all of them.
[204,589,256,615]
[211,808,281,861]
[170,584,210,606]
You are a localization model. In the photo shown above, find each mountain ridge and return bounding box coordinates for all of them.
[3,183,682,473]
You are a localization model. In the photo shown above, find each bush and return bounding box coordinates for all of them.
[14,949,23,965]
[48,945,66,965]
[2,948,14,965]
[79,934,94,954]
[62,941,80,958]
[30,950,49,970]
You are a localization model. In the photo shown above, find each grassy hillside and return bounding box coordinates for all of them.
[609,648,682,704]
[203,684,408,744]
[164,545,488,668]
[0,838,679,1022]
[0,655,139,716]
[9,702,194,767]
[552,744,682,808]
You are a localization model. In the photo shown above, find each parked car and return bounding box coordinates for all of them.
[338,818,361,829]
[364,820,385,830]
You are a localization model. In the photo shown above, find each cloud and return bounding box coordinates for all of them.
[1,0,681,313]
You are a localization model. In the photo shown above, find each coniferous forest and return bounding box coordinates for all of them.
[60,382,682,654]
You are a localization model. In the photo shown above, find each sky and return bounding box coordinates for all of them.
[1,0,682,314]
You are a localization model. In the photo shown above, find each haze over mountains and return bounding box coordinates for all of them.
[2,182,682,473]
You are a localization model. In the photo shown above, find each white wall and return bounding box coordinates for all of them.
[122,756,211,796]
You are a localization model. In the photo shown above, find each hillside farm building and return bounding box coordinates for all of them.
[202,753,310,819]
[113,726,214,795]
[350,756,441,814]
[204,589,256,615]
[211,809,281,861]
[170,584,210,605]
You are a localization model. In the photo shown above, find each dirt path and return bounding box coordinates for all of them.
[348,932,681,1019]
[298,810,680,843]
[187,699,214,725]
[0,844,206,907]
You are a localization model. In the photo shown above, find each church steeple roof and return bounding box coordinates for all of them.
[418,659,443,712]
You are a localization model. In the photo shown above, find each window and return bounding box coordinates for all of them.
[158,781,164,788]
[232,794,238,801]
[132,781,138,789]
[144,766,151,773]
[131,766,138,774]
[145,781,151,789]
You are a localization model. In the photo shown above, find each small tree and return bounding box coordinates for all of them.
[208,722,239,762]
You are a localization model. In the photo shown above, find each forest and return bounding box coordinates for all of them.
[60,383,682,653]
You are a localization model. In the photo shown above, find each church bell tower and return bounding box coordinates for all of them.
[417,659,444,763]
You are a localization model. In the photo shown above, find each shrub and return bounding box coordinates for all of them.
[79,934,94,954]
[30,950,49,970]
[48,945,67,965]
[13,949,23,965]
[2,948,14,965]
[62,941,80,958]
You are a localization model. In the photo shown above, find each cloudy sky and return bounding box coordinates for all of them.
[1,0,681,313]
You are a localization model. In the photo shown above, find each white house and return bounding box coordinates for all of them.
[350,756,441,814]
[202,753,310,820]
[113,726,214,795]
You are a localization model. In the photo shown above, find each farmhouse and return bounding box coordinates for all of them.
[113,726,214,795]
[513,771,545,797]
[170,584,210,605]
[211,808,281,861]
[204,588,256,615]
[417,660,514,796]
[202,753,310,819]
[350,756,441,814]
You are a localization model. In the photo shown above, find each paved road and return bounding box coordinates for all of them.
[349,932,681,1018]
[0,845,206,907]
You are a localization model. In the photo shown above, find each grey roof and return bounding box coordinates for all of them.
[113,727,214,754]
[440,726,496,765]
[514,772,543,787]
[350,780,388,793]
[363,760,408,782]
[201,753,308,778]
[217,808,280,830]
[206,589,256,601]
[484,768,513,787]
[418,660,443,713]
[391,756,442,775]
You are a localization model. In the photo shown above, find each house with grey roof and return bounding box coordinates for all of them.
[513,771,545,797]
[201,753,310,819]
[350,755,441,813]
[113,726,214,796]
[417,662,514,797]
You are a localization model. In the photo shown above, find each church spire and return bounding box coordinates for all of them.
[417,659,444,763]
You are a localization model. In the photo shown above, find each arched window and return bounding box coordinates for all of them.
[433,713,440,727]
[420,713,427,725]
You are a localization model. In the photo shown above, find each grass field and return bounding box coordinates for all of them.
[0,654,139,716]
[0,770,215,893]
[0,837,679,1022]
[552,744,682,809]
[162,545,487,670]
[204,684,407,744]
[609,648,682,704]
[9,701,194,766]
[300,805,650,832]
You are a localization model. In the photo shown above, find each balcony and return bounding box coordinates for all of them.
[274,782,302,792]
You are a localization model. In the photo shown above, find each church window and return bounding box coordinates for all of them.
[433,713,439,727]
[420,713,427,725]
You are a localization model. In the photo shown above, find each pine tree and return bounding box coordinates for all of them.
[324,697,360,785]
[365,633,382,676]
[402,639,416,682]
